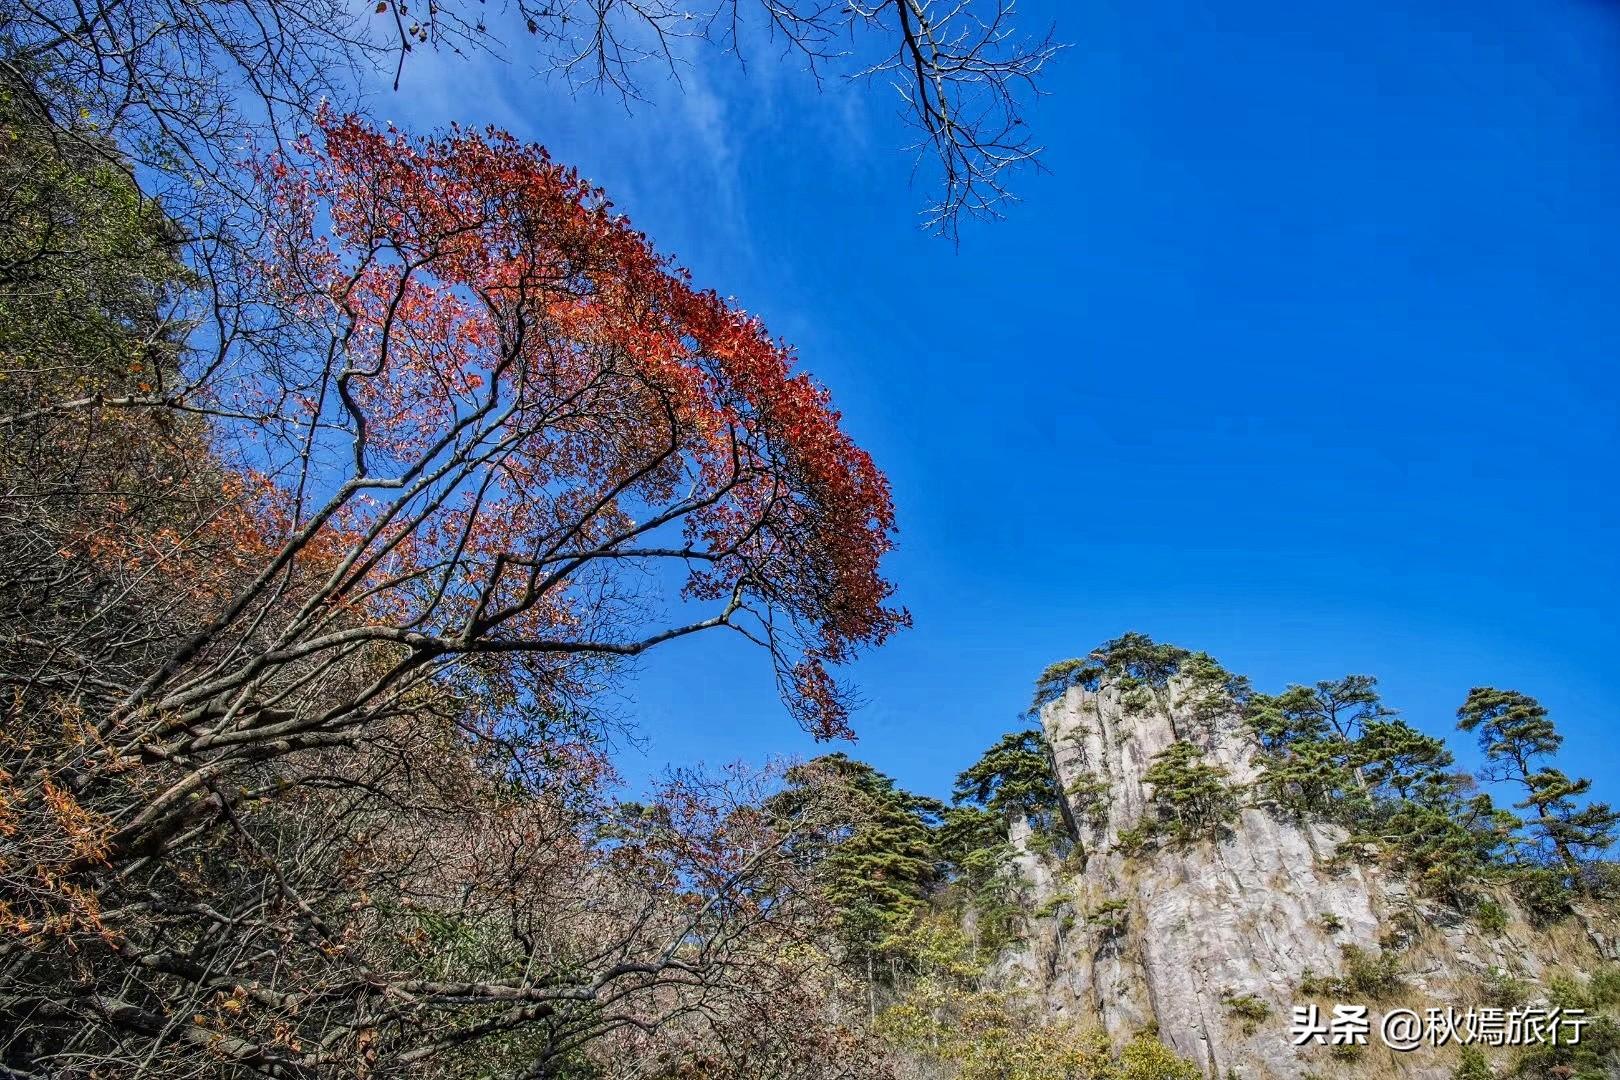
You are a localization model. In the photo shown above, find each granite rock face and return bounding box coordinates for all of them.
[1003,677,1616,1079]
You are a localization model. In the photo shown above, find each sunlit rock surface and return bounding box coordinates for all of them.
[1001,678,1617,1079]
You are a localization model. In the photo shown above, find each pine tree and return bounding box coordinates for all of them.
[1252,734,1362,820]
[1360,793,1514,907]
[936,804,1008,873]
[1029,633,1192,715]
[1248,676,1392,793]
[1142,740,1242,846]
[953,729,1063,832]
[1357,717,1456,805]
[770,754,946,961]
[1174,651,1253,730]
[1458,688,1619,889]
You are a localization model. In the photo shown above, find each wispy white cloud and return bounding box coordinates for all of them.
[345,4,875,280]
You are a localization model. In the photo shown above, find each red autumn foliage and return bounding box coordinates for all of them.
[217,111,907,740]
[2,97,907,1077]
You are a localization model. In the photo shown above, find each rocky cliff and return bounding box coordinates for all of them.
[999,674,1619,1080]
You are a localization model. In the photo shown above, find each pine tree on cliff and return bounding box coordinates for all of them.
[953,729,1063,831]
[1357,717,1456,805]
[1248,675,1394,795]
[1458,688,1619,889]
[1142,740,1241,845]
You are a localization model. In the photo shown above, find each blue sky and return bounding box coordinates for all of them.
[372,0,1620,803]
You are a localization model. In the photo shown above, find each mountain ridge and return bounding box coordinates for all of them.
[929,637,1620,1079]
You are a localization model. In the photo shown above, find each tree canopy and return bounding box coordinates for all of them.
[1460,687,1620,889]
[953,728,1062,825]
[0,76,911,1078]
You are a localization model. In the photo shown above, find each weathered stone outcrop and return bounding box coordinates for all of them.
[1001,677,1617,1079]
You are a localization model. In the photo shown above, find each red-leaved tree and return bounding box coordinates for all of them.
[94,113,907,852]
[0,101,905,1077]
